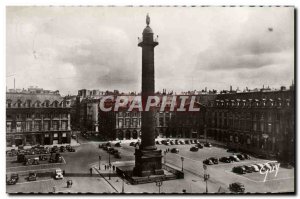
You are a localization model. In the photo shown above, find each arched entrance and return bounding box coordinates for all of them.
[117,130,123,140]
[132,130,138,139]
[125,130,131,140]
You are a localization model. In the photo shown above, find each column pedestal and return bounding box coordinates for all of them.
[133,149,164,177]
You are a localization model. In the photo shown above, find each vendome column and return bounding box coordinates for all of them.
[133,14,164,177]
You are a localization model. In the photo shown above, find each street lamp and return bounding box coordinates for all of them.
[181,157,184,172]
[203,164,209,193]
[155,180,163,194]
[109,163,112,180]
[98,155,101,170]
[121,173,125,193]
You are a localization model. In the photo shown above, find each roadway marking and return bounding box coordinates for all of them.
[224,170,295,183]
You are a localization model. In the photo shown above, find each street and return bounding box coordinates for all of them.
[6,136,294,193]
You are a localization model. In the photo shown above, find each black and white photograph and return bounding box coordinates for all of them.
[5,6,295,194]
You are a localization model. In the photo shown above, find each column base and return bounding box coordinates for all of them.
[133,148,164,177]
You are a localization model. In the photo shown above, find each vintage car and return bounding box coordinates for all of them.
[28,172,37,181]
[229,182,245,193]
[190,146,199,152]
[55,169,64,180]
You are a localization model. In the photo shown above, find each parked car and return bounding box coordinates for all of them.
[254,163,265,170]
[164,142,170,146]
[60,146,66,152]
[232,166,246,174]
[170,140,175,145]
[28,172,37,181]
[244,165,253,173]
[196,143,204,149]
[237,154,245,160]
[209,157,219,164]
[51,146,59,153]
[155,140,160,145]
[229,182,245,193]
[179,140,185,145]
[39,155,48,161]
[204,142,212,147]
[185,140,190,144]
[242,153,251,159]
[171,148,179,153]
[105,142,112,147]
[68,147,76,152]
[175,140,179,145]
[55,169,64,180]
[190,146,199,152]
[6,178,17,185]
[115,142,121,147]
[203,159,214,165]
[194,140,200,144]
[229,155,240,162]
[17,154,26,163]
[66,145,71,150]
[219,157,231,163]
[11,173,19,182]
[190,140,195,144]
[249,165,258,172]
[264,163,272,171]
[129,142,135,146]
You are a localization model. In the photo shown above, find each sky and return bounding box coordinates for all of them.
[6,6,294,95]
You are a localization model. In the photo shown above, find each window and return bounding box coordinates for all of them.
[62,133,67,137]
[267,123,272,133]
[118,119,123,128]
[53,133,58,138]
[44,121,50,130]
[16,122,22,132]
[62,121,67,130]
[6,122,12,132]
[26,113,31,118]
[53,121,59,130]
[26,121,32,131]
[7,102,11,108]
[125,119,130,127]
[34,121,41,131]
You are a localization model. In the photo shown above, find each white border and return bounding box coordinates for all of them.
[1,1,298,199]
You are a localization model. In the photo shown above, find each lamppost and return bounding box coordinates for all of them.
[203,164,209,193]
[181,157,184,172]
[108,163,112,180]
[121,173,125,193]
[164,151,167,164]
[155,180,163,194]
[98,155,101,170]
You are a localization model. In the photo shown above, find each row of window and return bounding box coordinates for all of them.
[6,100,70,108]
[7,113,69,120]
[212,98,291,108]
[6,121,68,132]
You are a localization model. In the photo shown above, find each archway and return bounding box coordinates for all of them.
[132,130,138,139]
[117,130,123,140]
[125,130,131,140]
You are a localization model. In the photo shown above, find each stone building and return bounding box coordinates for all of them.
[205,86,294,163]
[6,87,71,147]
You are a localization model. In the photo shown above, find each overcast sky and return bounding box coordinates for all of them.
[6,6,294,95]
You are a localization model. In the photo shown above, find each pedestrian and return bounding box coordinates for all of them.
[105,165,107,170]
[67,180,70,188]
[70,180,73,188]
[113,165,115,171]
[90,168,93,176]
[63,170,65,176]
[53,186,56,193]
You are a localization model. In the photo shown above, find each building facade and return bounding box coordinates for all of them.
[205,87,294,163]
[6,88,71,147]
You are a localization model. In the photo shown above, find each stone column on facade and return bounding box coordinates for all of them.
[68,113,71,130]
